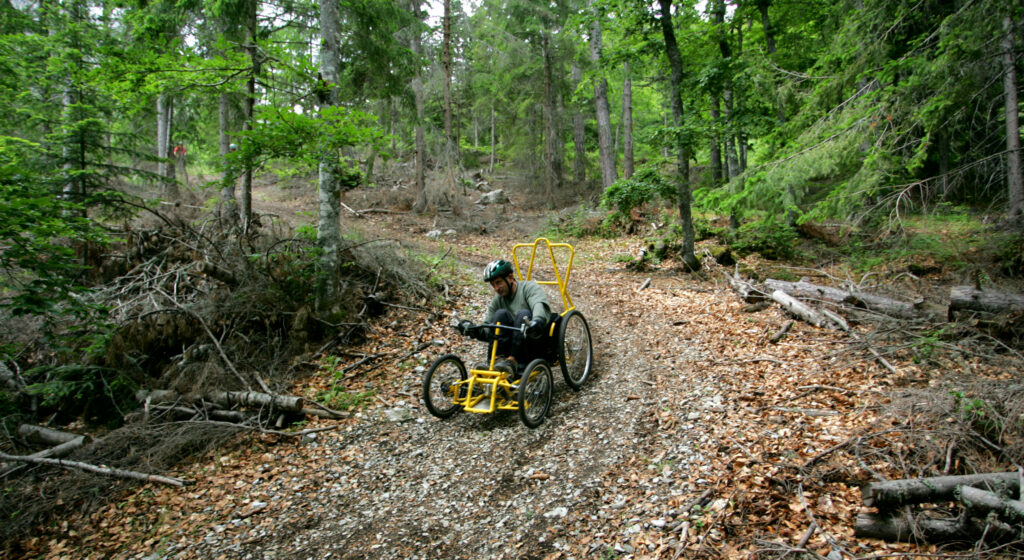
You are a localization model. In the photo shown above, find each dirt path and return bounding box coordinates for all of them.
[159,237,725,558]
[38,190,939,560]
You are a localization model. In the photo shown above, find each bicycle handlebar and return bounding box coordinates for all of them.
[453,322,527,335]
[477,322,528,335]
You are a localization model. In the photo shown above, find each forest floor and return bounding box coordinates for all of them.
[17,173,1024,559]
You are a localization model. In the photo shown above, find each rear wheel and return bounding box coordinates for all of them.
[517,359,553,428]
[558,310,593,390]
[422,354,467,419]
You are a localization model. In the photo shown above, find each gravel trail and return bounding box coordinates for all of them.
[171,265,724,560]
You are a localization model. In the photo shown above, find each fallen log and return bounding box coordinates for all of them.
[0,451,191,487]
[136,389,304,413]
[862,471,1021,509]
[765,278,849,304]
[852,512,1018,543]
[949,286,1024,316]
[0,435,90,478]
[771,289,826,327]
[765,278,919,318]
[205,391,304,412]
[722,269,766,303]
[18,424,89,447]
[957,485,1024,521]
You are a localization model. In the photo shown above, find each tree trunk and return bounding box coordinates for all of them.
[713,0,741,229]
[442,0,460,211]
[770,289,826,327]
[0,451,191,487]
[0,436,89,478]
[1003,16,1023,223]
[489,105,496,174]
[622,62,634,180]
[239,0,259,232]
[658,0,699,271]
[317,0,343,307]
[958,485,1024,521]
[219,92,238,222]
[589,0,617,189]
[206,391,304,412]
[571,64,586,187]
[541,33,562,207]
[156,93,174,195]
[765,277,921,319]
[854,513,975,543]
[410,1,427,213]
[757,0,786,125]
[709,95,723,184]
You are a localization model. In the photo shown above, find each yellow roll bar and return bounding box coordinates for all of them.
[511,237,575,313]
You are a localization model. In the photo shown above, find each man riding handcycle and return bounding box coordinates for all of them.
[421,238,593,428]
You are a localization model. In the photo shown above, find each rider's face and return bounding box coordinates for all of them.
[489,276,513,297]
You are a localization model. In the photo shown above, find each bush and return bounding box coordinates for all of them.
[730,217,798,260]
[600,165,676,223]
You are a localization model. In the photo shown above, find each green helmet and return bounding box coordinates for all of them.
[483,259,513,282]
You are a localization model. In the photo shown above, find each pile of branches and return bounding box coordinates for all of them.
[0,206,437,551]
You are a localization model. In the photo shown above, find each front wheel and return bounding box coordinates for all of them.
[517,359,553,428]
[558,310,593,391]
[422,354,467,419]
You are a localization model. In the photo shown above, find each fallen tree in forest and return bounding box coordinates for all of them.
[132,389,349,424]
[854,471,1024,544]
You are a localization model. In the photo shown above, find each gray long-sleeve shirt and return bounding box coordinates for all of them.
[486,280,551,324]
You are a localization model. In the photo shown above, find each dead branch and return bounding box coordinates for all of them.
[769,320,794,344]
[0,451,191,487]
[0,436,89,478]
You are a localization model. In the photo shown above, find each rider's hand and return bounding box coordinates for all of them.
[456,320,474,336]
[526,317,546,339]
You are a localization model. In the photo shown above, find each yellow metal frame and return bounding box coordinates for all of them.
[451,238,577,415]
[511,237,576,313]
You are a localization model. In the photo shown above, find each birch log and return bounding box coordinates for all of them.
[770,289,826,327]
[0,451,191,487]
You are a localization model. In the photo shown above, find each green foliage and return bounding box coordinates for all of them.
[729,217,798,260]
[949,390,1004,444]
[0,136,112,320]
[24,363,137,423]
[600,164,676,222]
[543,205,618,239]
[316,386,375,411]
[230,105,385,176]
